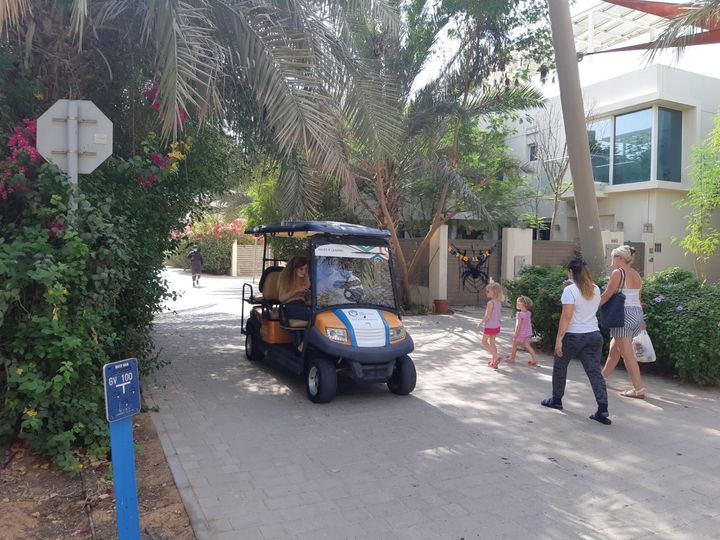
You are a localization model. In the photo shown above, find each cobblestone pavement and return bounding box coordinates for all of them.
[146,268,720,540]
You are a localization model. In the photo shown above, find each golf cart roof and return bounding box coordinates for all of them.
[245,221,390,239]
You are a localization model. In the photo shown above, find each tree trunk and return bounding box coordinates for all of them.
[373,162,412,307]
[549,194,561,240]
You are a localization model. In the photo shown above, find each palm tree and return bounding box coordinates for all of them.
[0,0,398,214]
[652,1,720,58]
[346,0,548,305]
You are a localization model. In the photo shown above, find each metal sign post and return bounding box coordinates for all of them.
[103,358,142,540]
[36,99,113,212]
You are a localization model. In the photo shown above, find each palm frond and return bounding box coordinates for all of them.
[142,0,225,140]
[415,153,489,219]
[213,1,356,189]
[465,84,545,117]
[0,0,31,36]
[277,156,321,219]
[69,0,89,50]
[650,1,720,61]
[300,5,404,156]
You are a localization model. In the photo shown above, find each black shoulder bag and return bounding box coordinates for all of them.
[600,268,625,328]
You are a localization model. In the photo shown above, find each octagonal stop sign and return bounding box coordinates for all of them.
[36,99,113,177]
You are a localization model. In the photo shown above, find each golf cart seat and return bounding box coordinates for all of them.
[248,266,283,320]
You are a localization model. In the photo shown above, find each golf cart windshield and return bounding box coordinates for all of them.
[314,242,396,310]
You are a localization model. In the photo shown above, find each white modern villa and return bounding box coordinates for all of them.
[505,1,720,281]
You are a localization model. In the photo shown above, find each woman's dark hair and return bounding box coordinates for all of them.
[279,255,309,292]
[567,258,595,300]
[286,255,308,272]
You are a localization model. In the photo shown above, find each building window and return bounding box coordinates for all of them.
[657,107,682,182]
[528,143,537,162]
[613,108,652,184]
[587,118,611,183]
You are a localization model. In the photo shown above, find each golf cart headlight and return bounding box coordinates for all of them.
[389,326,406,341]
[326,327,348,343]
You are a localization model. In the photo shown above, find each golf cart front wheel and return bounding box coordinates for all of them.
[306,356,337,403]
[387,355,416,395]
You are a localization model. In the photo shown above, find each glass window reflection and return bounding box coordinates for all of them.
[657,108,682,182]
[587,118,611,183]
[613,108,652,184]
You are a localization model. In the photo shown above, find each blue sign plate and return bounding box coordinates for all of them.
[103,358,141,422]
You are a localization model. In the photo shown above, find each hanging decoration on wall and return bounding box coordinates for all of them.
[448,244,494,292]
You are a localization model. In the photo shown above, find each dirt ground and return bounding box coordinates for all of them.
[0,411,195,540]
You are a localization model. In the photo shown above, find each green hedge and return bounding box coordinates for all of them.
[505,265,720,385]
[642,268,720,385]
[503,265,567,351]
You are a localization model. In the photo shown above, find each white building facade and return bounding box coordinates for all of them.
[506,63,720,281]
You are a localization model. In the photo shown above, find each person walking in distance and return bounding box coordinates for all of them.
[600,245,647,398]
[187,245,204,287]
[477,281,504,369]
[541,259,612,425]
[506,295,538,366]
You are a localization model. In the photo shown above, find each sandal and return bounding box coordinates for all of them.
[487,357,501,369]
[527,359,537,366]
[505,355,515,363]
[620,388,645,399]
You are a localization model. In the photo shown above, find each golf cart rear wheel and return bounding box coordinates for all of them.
[245,329,262,362]
[387,355,416,395]
[306,356,337,403]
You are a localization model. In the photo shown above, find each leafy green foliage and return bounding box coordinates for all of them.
[642,268,720,385]
[1,165,124,469]
[503,265,568,351]
[1,109,239,470]
[675,115,720,278]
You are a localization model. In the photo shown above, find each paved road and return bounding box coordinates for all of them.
[146,268,720,540]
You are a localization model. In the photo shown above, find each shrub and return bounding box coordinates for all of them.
[505,265,720,385]
[503,265,568,350]
[642,268,720,385]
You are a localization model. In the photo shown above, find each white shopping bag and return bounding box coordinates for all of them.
[633,330,656,363]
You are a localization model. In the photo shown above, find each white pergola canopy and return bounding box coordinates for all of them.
[572,1,672,54]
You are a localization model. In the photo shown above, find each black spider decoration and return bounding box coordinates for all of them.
[449,244,493,293]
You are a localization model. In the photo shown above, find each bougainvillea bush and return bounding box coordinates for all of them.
[1,113,240,469]
[168,218,262,275]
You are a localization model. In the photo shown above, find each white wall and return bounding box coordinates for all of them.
[505,64,720,279]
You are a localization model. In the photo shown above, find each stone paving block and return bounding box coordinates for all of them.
[215,527,263,540]
[149,270,720,540]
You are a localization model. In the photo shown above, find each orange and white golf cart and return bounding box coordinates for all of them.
[241,221,416,403]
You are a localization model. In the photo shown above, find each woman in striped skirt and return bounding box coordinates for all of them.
[600,245,646,398]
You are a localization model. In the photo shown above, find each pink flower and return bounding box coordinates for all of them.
[46,219,63,238]
[151,152,171,169]
[143,86,161,110]
[179,107,190,123]
[136,172,158,187]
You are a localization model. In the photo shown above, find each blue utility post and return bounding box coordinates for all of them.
[103,358,142,540]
